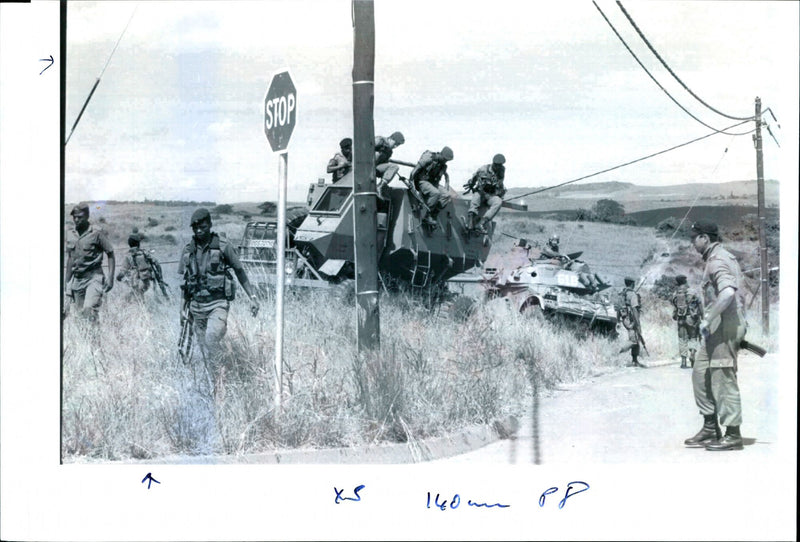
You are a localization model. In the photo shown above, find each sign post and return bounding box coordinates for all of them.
[264,69,297,412]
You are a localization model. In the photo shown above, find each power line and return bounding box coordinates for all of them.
[616,1,752,122]
[592,1,754,136]
[504,118,753,203]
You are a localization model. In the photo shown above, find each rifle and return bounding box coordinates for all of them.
[740,339,767,357]
[148,251,170,299]
[178,295,194,363]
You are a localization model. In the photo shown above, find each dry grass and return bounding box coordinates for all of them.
[62,203,780,461]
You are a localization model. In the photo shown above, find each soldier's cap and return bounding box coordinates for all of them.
[131,226,139,234]
[690,220,719,237]
[493,153,506,165]
[190,207,211,226]
[70,202,90,216]
[390,131,405,145]
[624,276,635,285]
[339,137,352,148]
[676,274,687,284]
[440,146,454,161]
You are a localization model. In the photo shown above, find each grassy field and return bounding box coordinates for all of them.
[61,201,780,461]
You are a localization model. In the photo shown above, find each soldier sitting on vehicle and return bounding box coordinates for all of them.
[326,137,352,183]
[538,234,598,290]
[408,146,454,227]
[375,131,405,199]
[462,153,507,234]
[539,234,565,260]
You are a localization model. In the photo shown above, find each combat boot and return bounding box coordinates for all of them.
[377,179,389,200]
[684,415,722,447]
[689,349,696,367]
[680,356,688,369]
[705,426,743,451]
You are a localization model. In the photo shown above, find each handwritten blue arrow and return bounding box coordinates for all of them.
[141,472,160,489]
[39,55,54,75]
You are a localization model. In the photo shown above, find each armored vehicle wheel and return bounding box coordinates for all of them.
[519,297,545,320]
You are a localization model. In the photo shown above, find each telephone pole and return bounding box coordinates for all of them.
[352,0,380,351]
[754,97,769,334]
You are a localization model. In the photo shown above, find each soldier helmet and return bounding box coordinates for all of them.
[190,207,211,226]
[492,153,506,165]
[339,137,352,149]
[390,131,405,145]
[690,220,719,237]
[440,146,454,161]
[624,277,635,287]
[676,274,687,285]
[549,234,559,244]
[131,226,139,234]
[70,202,90,216]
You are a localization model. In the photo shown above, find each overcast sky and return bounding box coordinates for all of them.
[64,0,798,204]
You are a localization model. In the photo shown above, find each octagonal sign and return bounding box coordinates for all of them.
[264,70,297,153]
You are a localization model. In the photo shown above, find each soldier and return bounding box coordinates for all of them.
[64,202,115,322]
[684,221,746,451]
[374,131,405,198]
[463,153,507,234]
[539,234,563,260]
[115,232,154,301]
[619,277,644,367]
[178,208,260,368]
[408,146,454,226]
[326,137,352,183]
[671,274,701,369]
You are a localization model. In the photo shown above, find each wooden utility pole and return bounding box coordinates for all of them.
[754,97,769,334]
[352,0,380,351]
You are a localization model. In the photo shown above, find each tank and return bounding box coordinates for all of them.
[237,166,521,297]
[454,239,619,332]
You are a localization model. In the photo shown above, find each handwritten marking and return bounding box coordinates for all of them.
[427,492,509,510]
[141,472,160,489]
[334,484,365,504]
[39,55,54,75]
[539,481,590,508]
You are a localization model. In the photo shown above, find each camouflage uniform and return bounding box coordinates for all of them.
[65,207,115,321]
[619,278,643,367]
[116,236,153,300]
[684,221,746,451]
[466,154,506,233]
[671,276,701,368]
[327,138,352,183]
[374,132,404,188]
[179,210,257,365]
[409,147,453,224]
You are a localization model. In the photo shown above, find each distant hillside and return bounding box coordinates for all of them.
[504,179,779,213]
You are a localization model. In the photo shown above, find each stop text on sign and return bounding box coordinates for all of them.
[265,94,296,130]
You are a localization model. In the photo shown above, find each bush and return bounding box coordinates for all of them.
[215,204,234,215]
[147,217,159,227]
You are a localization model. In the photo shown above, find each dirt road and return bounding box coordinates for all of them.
[432,351,783,464]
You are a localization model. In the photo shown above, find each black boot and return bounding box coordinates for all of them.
[689,350,696,368]
[680,356,688,369]
[705,425,743,451]
[684,415,721,447]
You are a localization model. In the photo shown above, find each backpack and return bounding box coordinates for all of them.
[130,249,153,281]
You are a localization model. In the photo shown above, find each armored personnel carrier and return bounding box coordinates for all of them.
[452,240,619,332]
[238,166,525,297]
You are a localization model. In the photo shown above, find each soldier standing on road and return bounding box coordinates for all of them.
[463,153,506,234]
[178,208,260,370]
[116,232,154,301]
[619,277,643,367]
[64,203,115,322]
[326,137,352,183]
[671,274,701,369]
[374,131,405,198]
[684,221,746,451]
[408,146,454,227]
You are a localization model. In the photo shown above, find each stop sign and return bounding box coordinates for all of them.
[264,70,297,153]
